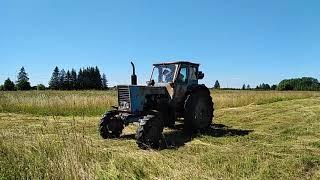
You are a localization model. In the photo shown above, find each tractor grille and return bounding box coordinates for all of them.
[118,86,131,110]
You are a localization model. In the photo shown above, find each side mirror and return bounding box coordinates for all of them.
[197,71,204,79]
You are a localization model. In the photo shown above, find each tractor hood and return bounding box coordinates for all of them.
[117,85,167,113]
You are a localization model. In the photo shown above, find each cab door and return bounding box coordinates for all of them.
[172,65,189,106]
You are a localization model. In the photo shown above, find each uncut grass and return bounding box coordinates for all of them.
[0,91,117,116]
[1,97,320,179]
[0,90,319,116]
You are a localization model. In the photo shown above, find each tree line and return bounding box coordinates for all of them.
[213,80,277,90]
[213,77,320,91]
[49,66,108,90]
[0,66,108,91]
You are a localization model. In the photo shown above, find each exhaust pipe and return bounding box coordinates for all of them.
[131,62,137,85]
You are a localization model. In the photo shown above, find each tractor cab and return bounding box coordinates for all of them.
[149,61,204,87]
[148,61,205,104]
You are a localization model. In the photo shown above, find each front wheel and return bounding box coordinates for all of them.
[99,111,124,139]
[136,114,164,150]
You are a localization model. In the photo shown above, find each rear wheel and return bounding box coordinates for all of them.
[184,87,214,133]
[136,114,164,150]
[99,111,124,139]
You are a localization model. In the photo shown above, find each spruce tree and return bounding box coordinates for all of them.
[66,70,71,90]
[214,80,220,89]
[95,66,102,89]
[49,66,60,90]
[77,69,84,90]
[71,69,77,90]
[102,73,108,90]
[242,84,246,90]
[59,69,66,90]
[16,67,31,90]
[4,78,15,91]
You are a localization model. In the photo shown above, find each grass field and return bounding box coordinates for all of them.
[0,90,320,179]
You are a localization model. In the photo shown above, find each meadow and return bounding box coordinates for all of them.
[0,90,320,179]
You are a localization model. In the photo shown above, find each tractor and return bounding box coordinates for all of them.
[99,61,214,149]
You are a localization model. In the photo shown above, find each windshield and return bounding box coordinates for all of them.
[151,64,176,84]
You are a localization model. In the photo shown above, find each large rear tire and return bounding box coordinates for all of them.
[184,87,214,133]
[136,114,164,150]
[99,111,124,139]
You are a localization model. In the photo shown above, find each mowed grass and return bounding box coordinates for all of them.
[0,90,320,179]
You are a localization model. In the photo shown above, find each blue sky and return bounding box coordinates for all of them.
[0,0,319,88]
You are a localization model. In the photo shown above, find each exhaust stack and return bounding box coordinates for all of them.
[131,62,137,85]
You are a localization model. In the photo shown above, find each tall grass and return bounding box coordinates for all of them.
[0,91,117,116]
[0,90,319,116]
[213,90,320,109]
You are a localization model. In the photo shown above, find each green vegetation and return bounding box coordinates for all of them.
[0,90,320,179]
[214,80,220,89]
[36,84,46,91]
[278,77,320,91]
[3,78,15,91]
[16,67,31,91]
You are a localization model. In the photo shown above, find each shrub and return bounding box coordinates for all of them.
[37,84,46,91]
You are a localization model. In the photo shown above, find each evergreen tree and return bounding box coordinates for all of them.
[49,66,60,90]
[66,70,71,90]
[256,83,271,90]
[77,69,84,90]
[242,84,246,90]
[247,84,251,90]
[94,66,102,89]
[271,85,277,90]
[16,67,31,90]
[71,69,77,90]
[59,69,66,90]
[4,78,15,91]
[214,80,220,89]
[265,84,271,90]
[102,73,108,90]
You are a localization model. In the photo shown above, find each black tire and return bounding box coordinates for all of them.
[99,111,124,139]
[136,114,164,150]
[184,87,214,133]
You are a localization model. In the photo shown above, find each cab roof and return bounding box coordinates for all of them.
[153,61,200,67]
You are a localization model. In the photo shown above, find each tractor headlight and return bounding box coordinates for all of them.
[120,101,130,110]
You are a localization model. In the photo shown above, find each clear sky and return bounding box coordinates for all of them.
[0,0,319,88]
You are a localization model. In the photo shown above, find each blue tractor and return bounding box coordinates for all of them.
[99,61,214,149]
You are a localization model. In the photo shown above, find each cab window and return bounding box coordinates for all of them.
[176,66,187,83]
[189,67,197,80]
